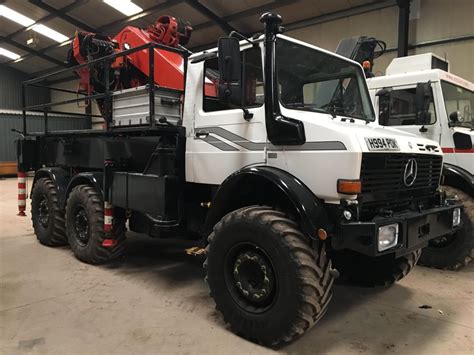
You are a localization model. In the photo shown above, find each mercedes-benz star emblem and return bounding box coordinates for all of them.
[403,158,418,187]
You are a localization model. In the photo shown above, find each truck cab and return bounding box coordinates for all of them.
[367,53,473,190]
[186,36,446,205]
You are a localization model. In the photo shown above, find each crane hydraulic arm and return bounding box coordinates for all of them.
[335,36,386,78]
[66,15,193,94]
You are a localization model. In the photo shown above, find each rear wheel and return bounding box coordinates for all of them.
[204,206,334,346]
[31,177,67,246]
[66,184,126,264]
[419,186,473,270]
[333,249,421,287]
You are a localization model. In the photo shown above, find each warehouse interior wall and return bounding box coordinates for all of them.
[287,0,474,82]
[0,66,50,110]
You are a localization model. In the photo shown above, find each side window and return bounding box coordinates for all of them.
[381,88,436,126]
[203,46,263,112]
[243,47,264,107]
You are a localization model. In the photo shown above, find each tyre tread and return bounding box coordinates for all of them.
[204,206,334,346]
[31,177,68,246]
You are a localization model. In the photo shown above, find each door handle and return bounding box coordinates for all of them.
[195,130,209,138]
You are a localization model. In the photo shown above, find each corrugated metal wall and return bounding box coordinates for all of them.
[0,112,87,162]
[0,66,50,109]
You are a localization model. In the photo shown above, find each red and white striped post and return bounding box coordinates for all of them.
[103,201,113,232]
[102,201,117,247]
[17,171,27,217]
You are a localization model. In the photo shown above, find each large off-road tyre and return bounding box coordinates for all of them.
[419,186,473,270]
[204,206,334,346]
[333,249,421,287]
[65,184,126,265]
[31,177,68,246]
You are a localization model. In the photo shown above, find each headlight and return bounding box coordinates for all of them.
[378,223,399,252]
[453,208,461,227]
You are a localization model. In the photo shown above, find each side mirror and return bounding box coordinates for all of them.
[376,88,391,125]
[448,111,461,127]
[415,81,433,125]
[217,37,242,106]
[449,111,460,122]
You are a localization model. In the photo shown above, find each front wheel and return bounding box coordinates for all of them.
[419,186,473,270]
[204,206,334,346]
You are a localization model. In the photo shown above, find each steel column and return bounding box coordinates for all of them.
[397,0,411,57]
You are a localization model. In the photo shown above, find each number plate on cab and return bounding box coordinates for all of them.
[365,137,400,151]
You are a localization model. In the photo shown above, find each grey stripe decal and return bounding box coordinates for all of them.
[200,126,347,151]
[201,135,239,151]
[206,127,266,150]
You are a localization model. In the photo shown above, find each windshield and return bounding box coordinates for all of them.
[276,38,375,121]
[441,81,473,128]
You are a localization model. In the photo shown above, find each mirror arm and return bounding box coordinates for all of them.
[229,31,258,47]
[242,108,254,121]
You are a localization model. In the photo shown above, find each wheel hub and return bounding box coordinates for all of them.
[74,208,89,246]
[232,250,275,305]
[38,198,49,228]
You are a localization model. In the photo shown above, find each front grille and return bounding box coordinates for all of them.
[360,153,442,211]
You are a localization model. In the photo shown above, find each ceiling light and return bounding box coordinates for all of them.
[32,24,69,43]
[0,5,69,43]
[103,0,143,16]
[0,47,21,60]
[0,5,35,26]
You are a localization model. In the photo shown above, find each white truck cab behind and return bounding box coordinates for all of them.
[367,53,474,177]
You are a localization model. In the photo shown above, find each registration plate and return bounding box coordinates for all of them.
[365,137,400,151]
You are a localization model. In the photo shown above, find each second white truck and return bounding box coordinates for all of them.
[336,37,473,270]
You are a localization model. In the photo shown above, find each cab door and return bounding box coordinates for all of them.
[186,44,267,185]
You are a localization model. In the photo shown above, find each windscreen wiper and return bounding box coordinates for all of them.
[321,100,345,118]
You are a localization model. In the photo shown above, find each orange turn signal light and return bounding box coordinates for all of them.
[337,179,362,194]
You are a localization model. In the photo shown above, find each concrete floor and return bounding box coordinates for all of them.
[0,177,473,355]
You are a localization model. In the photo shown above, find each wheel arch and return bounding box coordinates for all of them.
[205,166,330,239]
[32,167,70,203]
[443,163,474,197]
[63,172,104,208]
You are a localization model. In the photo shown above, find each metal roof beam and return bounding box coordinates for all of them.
[192,0,297,32]
[184,0,236,34]
[284,0,397,31]
[28,0,97,33]
[192,0,397,51]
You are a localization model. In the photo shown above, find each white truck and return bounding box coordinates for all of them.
[367,55,473,270]
[18,14,463,345]
[336,37,473,270]
[335,37,474,270]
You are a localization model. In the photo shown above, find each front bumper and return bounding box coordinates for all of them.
[332,203,463,257]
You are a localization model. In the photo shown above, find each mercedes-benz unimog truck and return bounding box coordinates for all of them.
[16,14,462,346]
